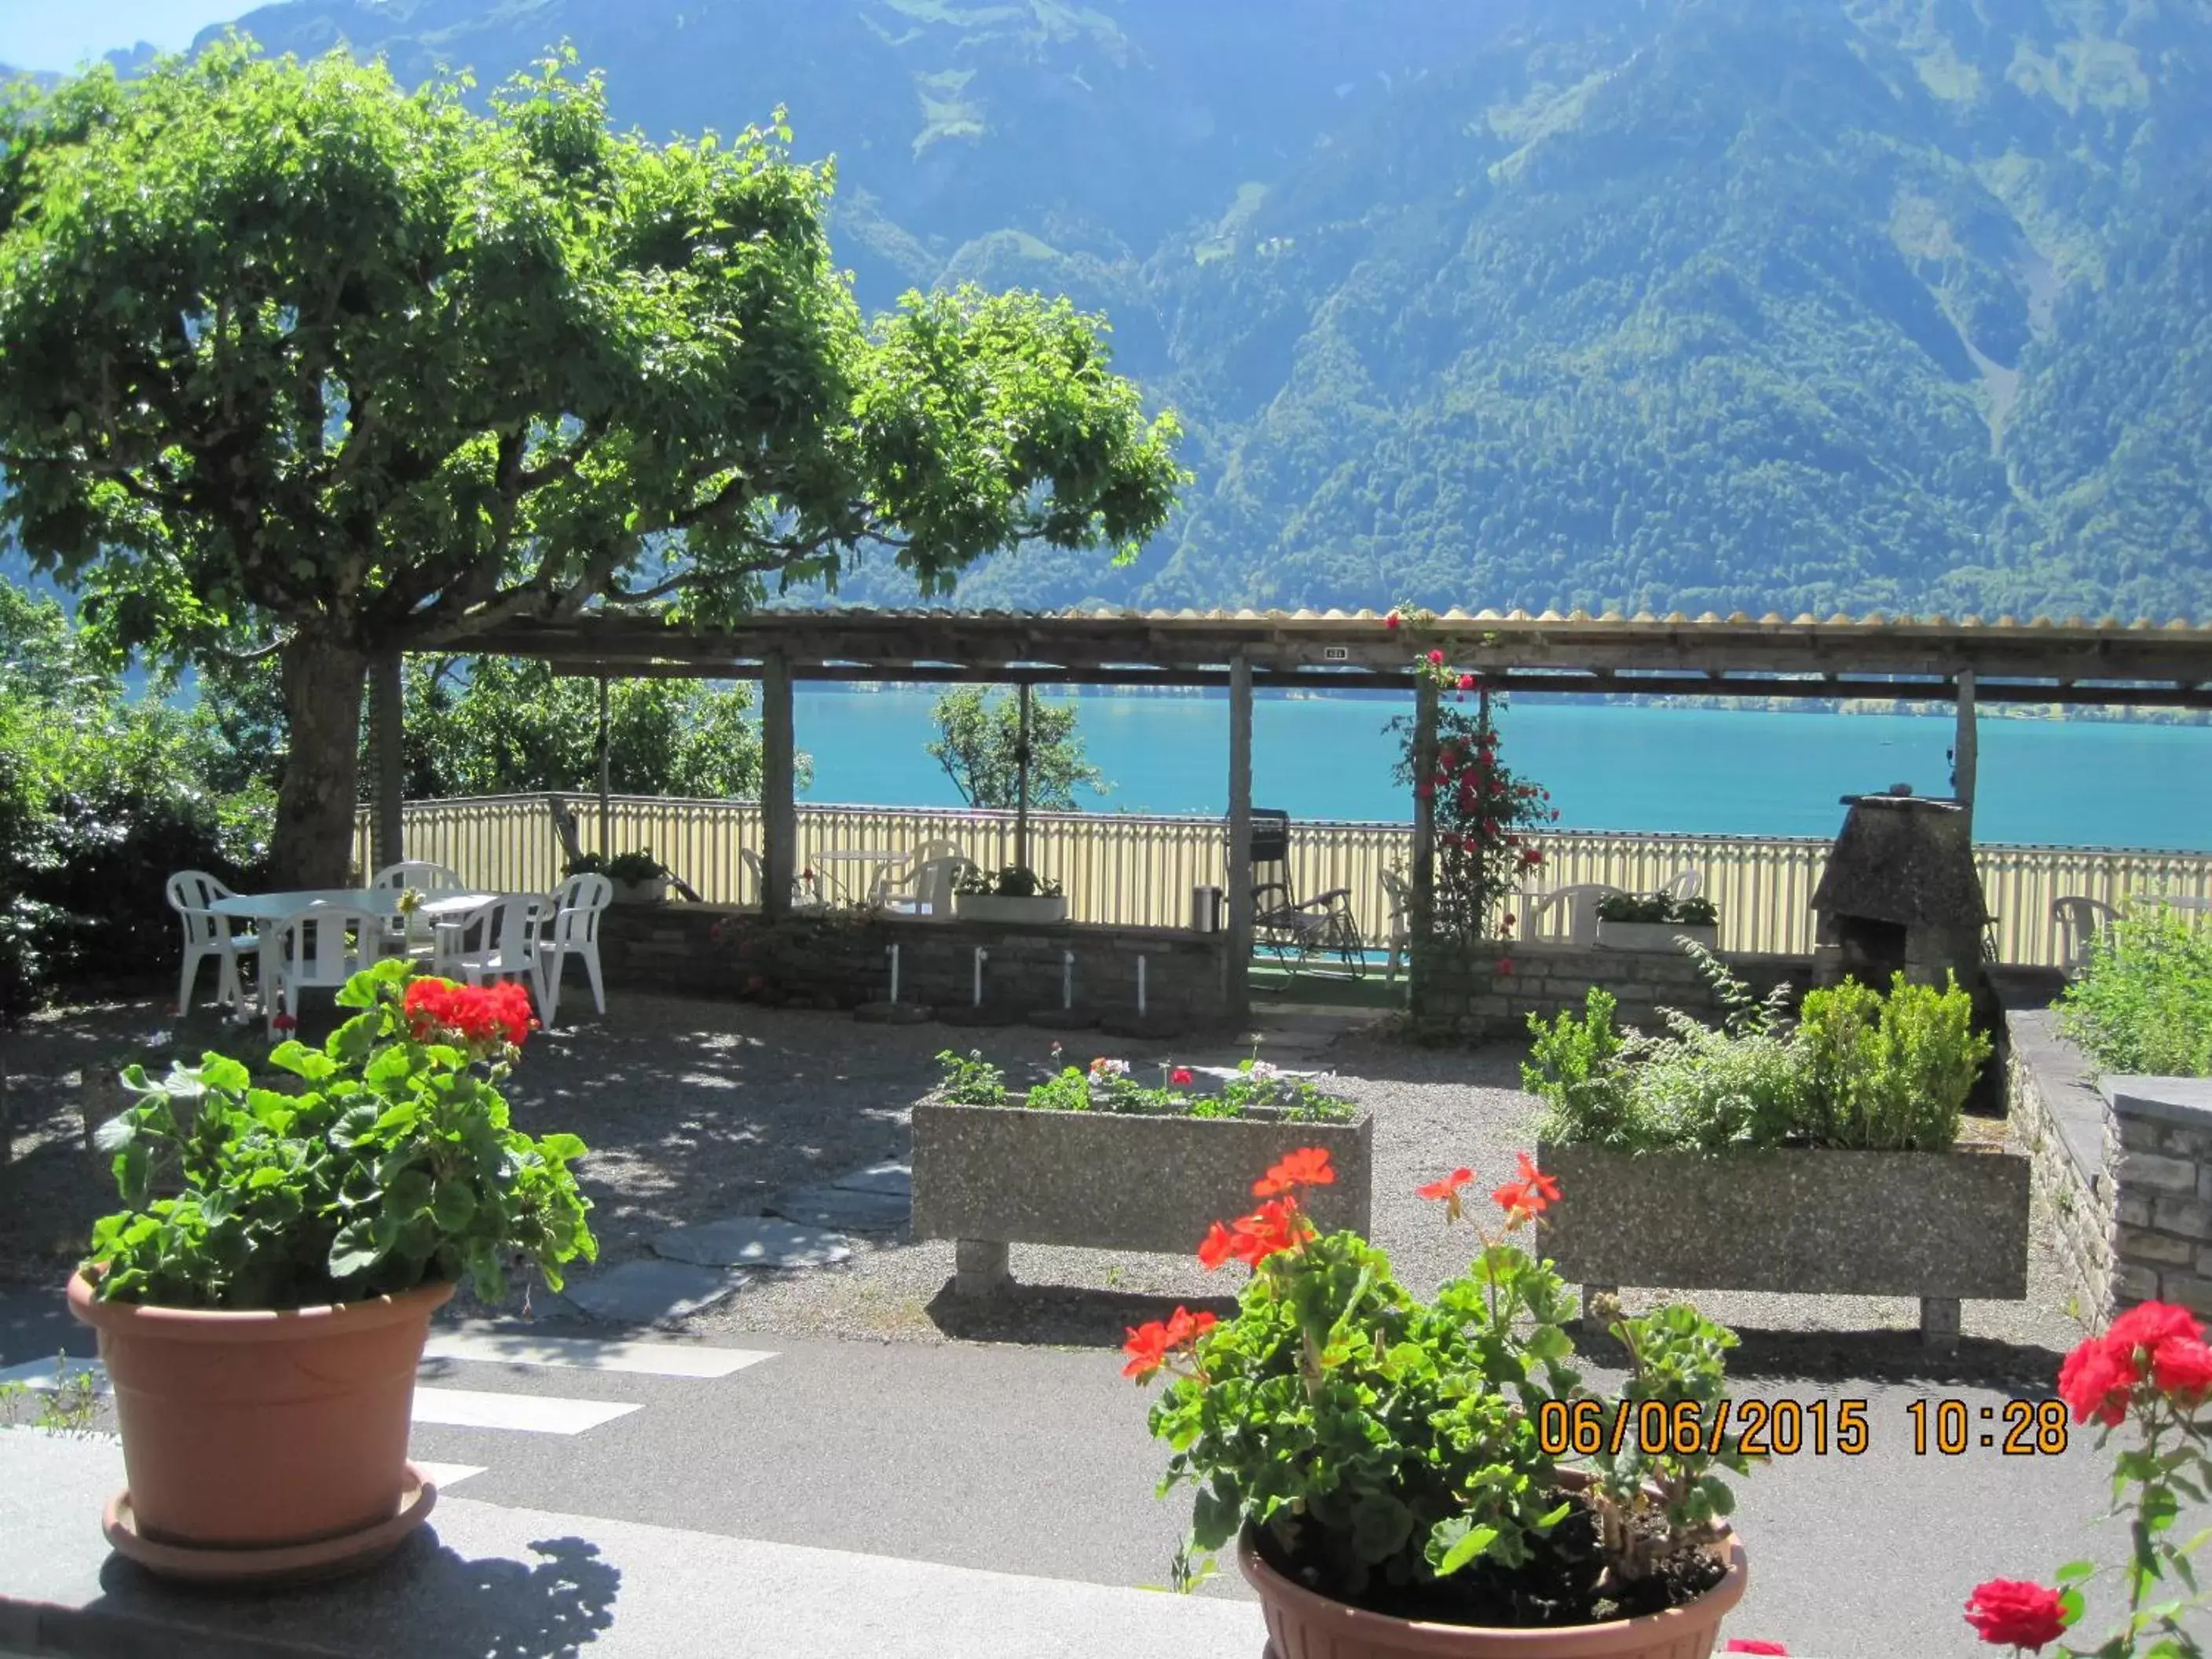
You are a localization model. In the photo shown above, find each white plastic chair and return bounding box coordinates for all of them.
[2053,895,2118,976]
[534,873,611,1027]
[1380,867,1412,983]
[878,855,970,919]
[433,895,548,1017]
[1525,884,1624,947]
[369,860,467,950]
[1661,870,1704,903]
[266,906,383,1036]
[870,840,965,910]
[167,871,257,1014]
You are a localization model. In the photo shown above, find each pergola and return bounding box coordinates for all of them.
[390,606,2212,1017]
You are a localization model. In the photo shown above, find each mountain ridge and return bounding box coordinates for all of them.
[57,0,2212,620]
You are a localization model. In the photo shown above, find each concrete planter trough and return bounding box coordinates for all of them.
[914,1099,1372,1295]
[610,878,668,906]
[951,893,1068,925]
[1536,1141,2031,1348]
[1594,920,1719,954]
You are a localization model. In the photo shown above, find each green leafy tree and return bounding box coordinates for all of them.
[0,42,1181,887]
[926,686,1106,810]
[402,655,796,800]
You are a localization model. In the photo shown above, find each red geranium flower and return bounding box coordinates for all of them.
[1511,1151,1562,1206]
[1170,1067,1194,1086]
[2056,1335,2138,1427]
[1415,1168,1474,1202]
[1962,1579,2069,1651]
[1197,1221,1238,1271]
[1228,1198,1304,1265]
[2152,1337,2212,1403]
[1254,1147,1335,1197]
[1120,1306,1218,1380]
[270,1012,297,1033]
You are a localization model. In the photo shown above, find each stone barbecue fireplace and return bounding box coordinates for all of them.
[1811,791,1990,991]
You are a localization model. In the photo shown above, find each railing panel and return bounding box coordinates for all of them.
[357,796,2212,969]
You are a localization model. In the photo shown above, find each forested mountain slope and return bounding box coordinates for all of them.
[175,0,2212,616]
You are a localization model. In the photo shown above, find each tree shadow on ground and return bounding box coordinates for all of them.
[925,1280,1241,1348]
[1577,1320,2067,1393]
[96,1532,620,1659]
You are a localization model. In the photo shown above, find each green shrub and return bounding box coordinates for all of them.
[1526,954,1983,1153]
[2056,909,2212,1080]
[1594,892,1719,927]
[933,1049,1009,1106]
[1797,973,1987,1150]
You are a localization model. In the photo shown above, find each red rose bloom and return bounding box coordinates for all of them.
[1426,649,1444,665]
[1962,1580,2069,1651]
[2152,1337,2212,1403]
[2056,1335,2138,1427]
[2105,1301,2204,1360]
[1457,673,1476,691]
[1385,610,1401,629]
[1170,1066,1194,1086]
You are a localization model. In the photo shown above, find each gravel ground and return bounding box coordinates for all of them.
[1,988,2090,1388]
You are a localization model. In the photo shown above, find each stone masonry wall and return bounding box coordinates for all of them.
[2002,1006,2118,1320]
[2107,1079,2212,1317]
[1411,942,1811,1042]
[2002,1003,2212,1322]
[599,905,1229,1026]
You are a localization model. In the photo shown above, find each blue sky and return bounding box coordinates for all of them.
[0,2,256,71]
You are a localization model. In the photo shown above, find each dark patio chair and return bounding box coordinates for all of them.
[1237,808,1365,976]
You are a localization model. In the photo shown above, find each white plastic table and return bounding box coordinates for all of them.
[209,889,503,1013]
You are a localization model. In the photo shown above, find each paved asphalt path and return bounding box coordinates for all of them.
[0,1287,2184,1658]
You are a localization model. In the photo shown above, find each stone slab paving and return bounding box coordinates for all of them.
[831,1162,912,1198]
[558,1259,750,1325]
[0,1430,1269,1659]
[650,1218,853,1271]
[767,1185,911,1232]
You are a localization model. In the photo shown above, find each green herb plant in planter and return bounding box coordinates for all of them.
[1126,1148,1756,1657]
[568,849,668,904]
[1593,892,1720,953]
[69,959,595,1581]
[951,863,1068,922]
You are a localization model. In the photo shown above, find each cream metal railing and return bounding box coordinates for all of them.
[354,795,2212,969]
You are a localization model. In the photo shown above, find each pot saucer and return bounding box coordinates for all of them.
[104,1463,438,1584]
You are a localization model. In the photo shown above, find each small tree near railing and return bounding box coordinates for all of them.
[1390,612,1558,957]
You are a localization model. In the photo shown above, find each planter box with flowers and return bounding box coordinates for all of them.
[1594,892,1720,954]
[914,1053,1370,1295]
[1524,957,2027,1346]
[68,961,595,1582]
[567,849,668,905]
[950,863,1068,925]
[1122,1142,1765,1658]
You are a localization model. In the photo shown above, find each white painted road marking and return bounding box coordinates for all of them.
[423,1329,776,1379]
[411,1387,640,1435]
[413,1460,487,1490]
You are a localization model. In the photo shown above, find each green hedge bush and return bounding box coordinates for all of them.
[2056,908,2212,1080]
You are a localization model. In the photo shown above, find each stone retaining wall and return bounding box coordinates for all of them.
[1411,942,1811,1040]
[598,905,1229,1026]
[2002,1004,2212,1320]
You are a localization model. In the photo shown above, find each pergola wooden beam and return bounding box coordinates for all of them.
[469,608,2212,706]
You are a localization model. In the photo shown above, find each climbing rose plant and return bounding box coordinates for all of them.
[1964,1302,2212,1655]
[85,959,593,1310]
[1390,610,1557,956]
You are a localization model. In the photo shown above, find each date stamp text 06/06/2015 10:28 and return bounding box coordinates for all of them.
[1534,1397,2071,1459]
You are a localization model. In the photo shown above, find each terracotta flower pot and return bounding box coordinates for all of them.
[1237,1512,1748,1659]
[68,1272,453,1567]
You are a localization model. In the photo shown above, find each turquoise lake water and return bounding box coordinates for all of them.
[792,689,2212,851]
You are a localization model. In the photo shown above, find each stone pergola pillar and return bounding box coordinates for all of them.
[761,653,797,917]
[368,650,405,877]
[1225,654,1254,1022]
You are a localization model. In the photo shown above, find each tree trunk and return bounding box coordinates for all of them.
[270,635,371,891]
